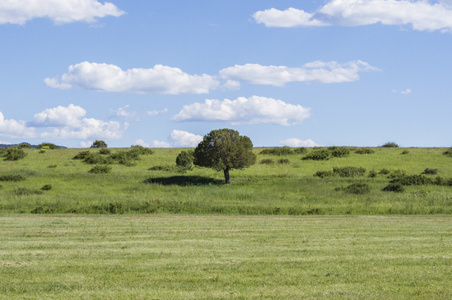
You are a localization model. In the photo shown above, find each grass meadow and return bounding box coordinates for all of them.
[1,146,451,298]
[0,147,451,215]
[1,215,451,299]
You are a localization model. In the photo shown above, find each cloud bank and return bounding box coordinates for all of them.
[0,0,124,25]
[146,130,203,148]
[279,138,319,147]
[0,112,35,138]
[173,96,311,126]
[254,0,452,32]
[45,62,220,94]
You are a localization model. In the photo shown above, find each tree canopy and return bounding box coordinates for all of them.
[193,128,256,183]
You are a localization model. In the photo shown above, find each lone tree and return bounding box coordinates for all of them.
[193,128,256,184]
[91,140,107,148]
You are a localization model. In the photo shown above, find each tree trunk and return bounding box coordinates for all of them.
[224,168,230,184]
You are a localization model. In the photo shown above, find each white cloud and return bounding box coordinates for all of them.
[80,141,93,148]
[169,130,203,147]
[0,0,124,25]
[135,139,150,148]
[0,111,35,138]
[173,96,311,126]
[32,104,86,127]
[279,138,319,147]
[253,7,327,28]
[254,1,452,32]
[147,108,168,116]
[112,105,137,119]
[401,88,412,94]
[45,61,220,94]
[219,61,379,86]
[151,140,171,148]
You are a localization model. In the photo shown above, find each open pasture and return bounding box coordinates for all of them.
[0,214,451,299]
[0,147,452,215]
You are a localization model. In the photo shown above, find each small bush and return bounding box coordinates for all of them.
[259,146,294,156]
[0,174,25,181]
[344,183,370,194]
[389,169,407,179]
[73,151,91,160]
[277,158,290,164]
[130,145,154,155]
[41,184,52,191]
[17,143,32,149]
[260,159,275,165]
[401,150,409,155]
[422,168,439,175]
[381,142,399,148]
[39,149,46,154]
[84,153,113,165]
[37,143,60,150]
[443,148,452,157]
[355,148,375,154]
[303,149,331,161]
[314,171,334,178]
[88,165,112,174]
[333,166,366,177]
[368,170,377,178]
[391,174,432,186]
[293,147,307,154]
[4,147,26,161]
[99,148,111,155]
[176,151,194,168]
[379,168,390,175]
[383,183,405,192]
[331,147,350,158]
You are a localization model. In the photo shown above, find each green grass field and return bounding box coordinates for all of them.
[0,147,451,215]
[1,215,451,299]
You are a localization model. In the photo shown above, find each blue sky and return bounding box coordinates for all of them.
[1,0,451,148]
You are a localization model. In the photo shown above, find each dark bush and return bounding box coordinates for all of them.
[88,165,112,174]
[99,148,111,155]
[314,171,334,178]
[4,147,26,161]
[0,174,25,181]
[391,174,432,186]
[389,170,407,179]
[355,148,375,154]
[130,145,154,155]
[381,142,399,148]
[331,147,350,158]
[368,170,377,178]
[260,159,275,165]
[303,149,331,161]
[259,146,294,156]
[176,151,194,168]
[17,143,32,149]
[277,158,290,164]
[41,184,52,191]
[83,153,113,165]
[379,168,390,175]
[422,168,439,175]
[401,150,409,155]
[37,143,60,150]
[333,166,366,177]
[73,151,91,160]
[383,183,405,192]
[293,147,307,154]
[443,148,452,157]
[344,183,370,194]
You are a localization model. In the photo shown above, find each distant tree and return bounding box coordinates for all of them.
[37,142,61,150]
[193,129,256,184]
[91,140,108,148]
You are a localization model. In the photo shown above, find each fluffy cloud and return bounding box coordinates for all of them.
[0,0,124,25]
[147,130,203,148]
[0,112,35,138]
[151,140,171,148]
[45,62,220,94]
[279,138,319,147]
[32,104,127,140]
[219,61,379,86]
[173,96,310,126]
[254,0,452,32]
[147,108,168,116]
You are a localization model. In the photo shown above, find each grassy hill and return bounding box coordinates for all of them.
[0,146,451,215]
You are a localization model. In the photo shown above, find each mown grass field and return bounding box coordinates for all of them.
[0,147,451,215]
[1,215,451,299]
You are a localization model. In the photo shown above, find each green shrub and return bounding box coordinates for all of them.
[293,147,307,154]
[277,158,290,164]
[333,166,366,177]
[330,147,350,158]
[344,183,370,194]
[443,148,452,157]
[259,146,294,156]
[88,165,112,174]
[84,153,113,165]
[379,168,390,175]
[176,151,194,168]
[389,170,407,179]
[36,143,60,149]
[383,183,405,192]
[303,149,331,161]
[381,142,399,148]
[368,170,377,178]
[4,147,26,161]
[41,184,52,191]
[73,151,91,160]
[401,150,409,155]
[355,148,375,154]
[422,168,439,175]
[260,159,275,165]
[17,143,32,149]
[39,149,46,154]
[314,171,334,178]
[99,148,111,155]
[0,174,25,182]
[130,145,154,155]
[391,174,432,186]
